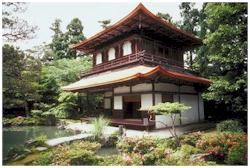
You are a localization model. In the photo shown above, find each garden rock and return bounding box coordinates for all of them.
[189,153,210,162]
[36,147,48,151]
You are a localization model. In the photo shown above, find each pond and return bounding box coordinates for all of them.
[3,126,76,159]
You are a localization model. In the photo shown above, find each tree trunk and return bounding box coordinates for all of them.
[24,101,29,117]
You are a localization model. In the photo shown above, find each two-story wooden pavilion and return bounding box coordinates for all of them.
[62,3,211,130]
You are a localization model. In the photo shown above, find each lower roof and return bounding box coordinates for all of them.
[62,65,211,92]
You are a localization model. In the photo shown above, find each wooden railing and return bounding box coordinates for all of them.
[80,51,190,78]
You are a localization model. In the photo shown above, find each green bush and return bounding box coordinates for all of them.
[31,110,44,117]
[69,149,99,165]
[216,120,243,133]
[196,132,247,164]
[174,144,200,160]
[226,142,247,165]
[33,140,101,165]
[33,151,53,165]
[3,116,43,126]
[98,155,126,166]
[180,132,202,146]
[117,136,157,154]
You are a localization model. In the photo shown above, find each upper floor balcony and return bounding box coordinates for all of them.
[80,51,194,78]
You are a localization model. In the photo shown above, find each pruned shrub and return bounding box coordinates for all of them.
[226,142,247,165]
[216,120,243,133]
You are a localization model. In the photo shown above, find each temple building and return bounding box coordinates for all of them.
[62,3,211,130]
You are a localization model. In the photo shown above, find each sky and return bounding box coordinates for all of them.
[12,2,202,50]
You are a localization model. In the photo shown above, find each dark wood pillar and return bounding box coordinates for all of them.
[178,84,182,125]
[197,93,200,122]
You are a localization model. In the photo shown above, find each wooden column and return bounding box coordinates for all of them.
[86,91,89,115]
[197,93,200,122]
[178,84,182,125]
[152,81,156,105]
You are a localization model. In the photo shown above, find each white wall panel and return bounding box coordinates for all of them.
[114,86,130,94]
[104,98,111,109]
[155,93,162,105]
[199,93,204,120]
[104,91,112,97]
[155,83,178,92]
[132,83,152,92]
[180,86,197,93]
[96,53,102,64]
[180,95,199,124]
[155,115,181,128]
[114,96,122,110]
[141,94,153,110]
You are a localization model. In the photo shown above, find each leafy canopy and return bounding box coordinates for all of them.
[150,102,191,115]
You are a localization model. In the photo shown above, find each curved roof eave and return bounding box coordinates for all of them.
[72,3,202,50]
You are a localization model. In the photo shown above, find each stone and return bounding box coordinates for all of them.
[189,153,210,161]
[36,147,48,151]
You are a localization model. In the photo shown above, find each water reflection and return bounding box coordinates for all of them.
[3,126,75,158]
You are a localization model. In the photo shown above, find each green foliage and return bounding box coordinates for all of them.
[49,18,85,60]
[33,140,101,165]
[150,102,191,115]
[98,155,126,166]
[216,120,243,133]
[33,152,53,165]
[180,132,202,146]
[3,116,43,126]
[174,144,200,160]
[226,142,247,165]
[196,132,247,164]
[39,57,91,118]
[3,44,42,115]
[34,135,47,147]
[201,3,247,115]
[91,116,110,140]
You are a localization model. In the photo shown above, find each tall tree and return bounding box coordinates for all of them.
[202,3,247,117]
[65,18,86,59]
[2,2,37,42]
[3,44,41,116]
[193,3,211,77]
[179,2,200,69]
[49,19,67,60]
[49,18,85,60]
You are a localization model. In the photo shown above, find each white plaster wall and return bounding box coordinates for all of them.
[114,96,123,110]
[104,91,112,97]
[123,41,132,55]
[104,98,111,109]
[155,115,181,129]
[114,86,130,94]
[132,83,152,92]
[141,94,153,110]
[96,53,102,64]
[199,93,205,120]
[180,86,197,93]
[155,83,178,92]
[155,93,162,105]
[180,95,199,124]
[108,48,116,61]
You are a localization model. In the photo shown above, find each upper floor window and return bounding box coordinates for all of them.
[96,52,102,65]
[108,48,116,61]
[122,41,132,56]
